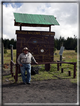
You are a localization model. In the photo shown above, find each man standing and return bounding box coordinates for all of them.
[17,47,38,84]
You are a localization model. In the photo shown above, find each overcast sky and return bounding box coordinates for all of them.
[2,1,78,40]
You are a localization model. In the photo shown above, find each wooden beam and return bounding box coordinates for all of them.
[16,30,55,35]
[49,26,51,32]
[20,25,22,30]
[14,21,50,27]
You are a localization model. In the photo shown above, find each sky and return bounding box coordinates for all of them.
[1,1,79,40]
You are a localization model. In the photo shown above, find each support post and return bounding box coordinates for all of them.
[61,68,63,73]
[10,44,13,77]
[73,63,76,78]
[20,25,22,30]
[15,64,18,82]
[10,61,13,77]
[2,43,4,67]
[60,55,62,66]
[49,26,51,32]
[45,25,51,71]
[45,64,50,71]
[68,71,71,76]
[10,44,13,61]
[57,63,59,71]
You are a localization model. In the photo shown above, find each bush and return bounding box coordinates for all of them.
[4,49,7,54]
[54,47,57,52]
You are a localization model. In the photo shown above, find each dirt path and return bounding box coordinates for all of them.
[2,79,77,104]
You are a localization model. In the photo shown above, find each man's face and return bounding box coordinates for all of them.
[23,50,28,54]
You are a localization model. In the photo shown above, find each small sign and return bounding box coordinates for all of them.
[59,46,64,55]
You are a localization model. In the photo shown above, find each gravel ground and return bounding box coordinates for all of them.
[2,79,77,104]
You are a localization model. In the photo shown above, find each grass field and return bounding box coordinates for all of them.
[3,49,77,84]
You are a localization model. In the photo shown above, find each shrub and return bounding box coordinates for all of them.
[4,49,7,54]
[75,46,77,52]
[54,47,57,52]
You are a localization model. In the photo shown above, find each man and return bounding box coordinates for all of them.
[17,47,38,84]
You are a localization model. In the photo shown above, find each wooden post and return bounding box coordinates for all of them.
[45,64,50,71]
[20,25,22,30]
[60,55,62,66]
[10,61,13,77]
[73,63,76,78]
[10,45,13,77]
[49,26,51,32]
[15,64,18,82]
[10,44,13,60]
[68,71,71,76]
[57,63,59,71]
[61,68,63,73]
[45,25,51,71]
[2,43,4,67]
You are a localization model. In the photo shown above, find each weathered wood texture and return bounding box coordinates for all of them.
[16,30,55,63]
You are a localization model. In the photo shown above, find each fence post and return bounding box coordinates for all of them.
[60,55,62,66]
[73,63,76,78]
[45,64,50,71]
[10,44,13,77]
[57,63,59,71]
[68,71,71,76]
[61,68,63,73]
[10,44,13,61]
[2,43,4,67]
[10,61,13,77]
[15,64,18,82]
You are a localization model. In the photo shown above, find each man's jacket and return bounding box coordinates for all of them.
[17,52,37,64]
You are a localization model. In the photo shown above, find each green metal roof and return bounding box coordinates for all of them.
[14,13,59,26]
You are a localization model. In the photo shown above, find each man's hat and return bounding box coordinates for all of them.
[23,47,29,51]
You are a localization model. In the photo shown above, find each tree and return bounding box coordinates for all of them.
[3,38,16,49]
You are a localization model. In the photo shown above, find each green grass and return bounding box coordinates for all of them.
[3,49,77,84]
[54,50,77,62]
[3,49,16,64]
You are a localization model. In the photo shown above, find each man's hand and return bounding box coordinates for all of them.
[20,64,23,67]
[36,62,38,65]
